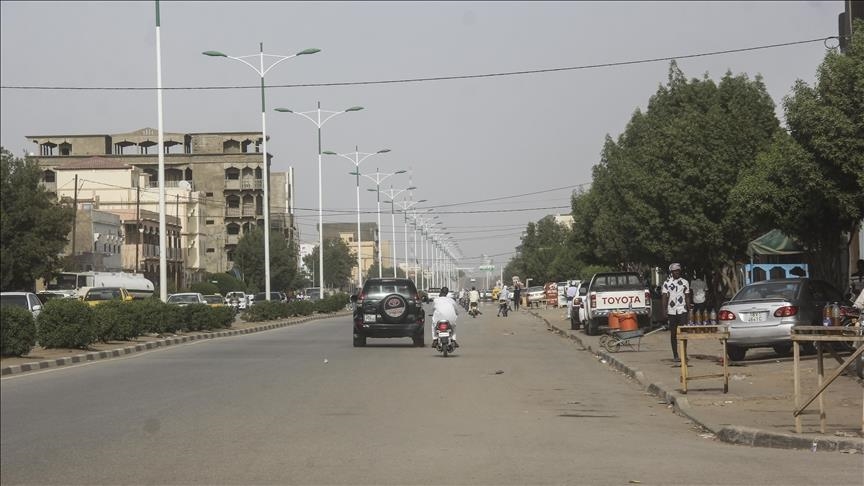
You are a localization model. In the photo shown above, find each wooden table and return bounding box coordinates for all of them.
[791,326,864,434]
[676,325,730,394]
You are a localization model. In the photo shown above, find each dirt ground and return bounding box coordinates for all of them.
[0,317,270,368]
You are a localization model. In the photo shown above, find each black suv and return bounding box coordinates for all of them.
[352,278,425,347]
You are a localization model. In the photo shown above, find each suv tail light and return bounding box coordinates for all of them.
[645,290,651,305]
[774,306,799,317]
[590,292,596,309]
[718,309,736,321]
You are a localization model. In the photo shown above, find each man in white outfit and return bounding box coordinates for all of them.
[432,287,459,348]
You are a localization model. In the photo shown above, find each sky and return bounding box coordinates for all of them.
[0,1,843,279]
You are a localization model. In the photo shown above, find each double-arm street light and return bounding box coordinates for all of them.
[361,168,407,278]
[274,104,363,291]
[395,198,426,282]
[322,147,390,288]
[381,185,417,278]
[203,44,319,300]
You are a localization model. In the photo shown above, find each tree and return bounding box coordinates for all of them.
[585,62,780,274]
[302,238,354,290]
[233,228,299,293]
[1,148,75,291]
[730,19,864,285]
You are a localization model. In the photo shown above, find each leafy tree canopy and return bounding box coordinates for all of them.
[234,227,299,292]
[1,148,75,291]
[302,238,354,291]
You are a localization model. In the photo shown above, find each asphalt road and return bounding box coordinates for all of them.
[2,303,862,485]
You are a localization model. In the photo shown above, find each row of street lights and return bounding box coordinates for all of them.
[203,43,457,294]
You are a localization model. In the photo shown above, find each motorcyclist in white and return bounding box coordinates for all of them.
[432,286,459,348]
[468,286,481,315]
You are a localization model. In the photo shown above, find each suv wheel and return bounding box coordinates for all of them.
[353,334,366,347]
[585,317,601,336]
[378,293,409,324]
[412,331,424,347]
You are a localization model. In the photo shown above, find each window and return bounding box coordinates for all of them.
[206,192,213,197]
[206,220,215,225]
[206,248,215,253]
[59,142,71,156]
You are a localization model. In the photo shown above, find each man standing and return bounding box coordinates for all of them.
[512,281,522,312]
[662,263,691,363]
[565,281,579,319]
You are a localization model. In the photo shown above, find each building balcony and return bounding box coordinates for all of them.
[226,234,240,245]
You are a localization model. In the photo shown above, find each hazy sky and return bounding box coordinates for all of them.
[0,1,842,277]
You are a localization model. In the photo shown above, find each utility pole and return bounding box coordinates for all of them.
[71,174,78,269]
[135,185,141,273]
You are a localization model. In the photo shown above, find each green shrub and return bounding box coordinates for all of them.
[128,298,170,334]
[93,301,141,342]
[241,301,286,322]
[287,300,315,317]
[1,306,37,356]
[314,293,350,313]
[37,299,95,349]
[179,304,214,331]
[189,282,220,295]
[212,306,236,329]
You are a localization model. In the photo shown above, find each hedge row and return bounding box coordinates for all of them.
[1,298,236,356]
[241,293,350,322]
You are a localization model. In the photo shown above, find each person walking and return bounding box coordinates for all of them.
[565,281,578,319]
[662,263,691,363]
[512,281,522,311]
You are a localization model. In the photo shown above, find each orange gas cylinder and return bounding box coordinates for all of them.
[607,312,621,330]
[618,312,638,331]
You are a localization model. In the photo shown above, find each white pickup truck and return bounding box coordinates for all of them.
[579,272,652,335]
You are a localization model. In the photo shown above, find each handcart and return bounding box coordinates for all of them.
[599,325,666,353]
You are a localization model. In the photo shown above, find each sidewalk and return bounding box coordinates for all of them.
[529,306,864,454]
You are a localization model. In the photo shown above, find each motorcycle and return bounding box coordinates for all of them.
[434,320,456,357]
[468,301,480,318]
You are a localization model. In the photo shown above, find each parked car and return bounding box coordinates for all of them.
[36,290,74,304]
[568,281,588,330]
[0,291,44,318]
[525,286,545,307]
[224,291,248,310]
[80,287,133,306]
[717,278,849,361]
[351,277,425,347]
[203,294,226,307]
[254,292,287,303]
[166,293,207,307]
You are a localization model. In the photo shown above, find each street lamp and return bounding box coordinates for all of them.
[361,168,407,278]
[275,104,363,292]
[322,147,390,289]
[381,185,416,277]
[395,198,426,283]
[203,44,319,300]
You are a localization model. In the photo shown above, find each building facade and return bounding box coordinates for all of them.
[27,128,294,284]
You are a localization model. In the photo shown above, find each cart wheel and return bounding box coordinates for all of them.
[603,338,621,353]
[598,335,610,348]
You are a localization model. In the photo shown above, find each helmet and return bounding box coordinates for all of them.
[439,287,449,296]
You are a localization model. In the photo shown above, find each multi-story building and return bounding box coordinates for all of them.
[27,128,294,283]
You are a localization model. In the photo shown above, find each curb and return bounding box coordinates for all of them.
[1,311,349,377]
[532,310,864,454]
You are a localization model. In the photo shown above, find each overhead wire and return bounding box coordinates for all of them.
[0,36,834,91]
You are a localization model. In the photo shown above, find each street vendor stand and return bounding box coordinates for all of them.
[791,326,864,434]
[676,325,730,394]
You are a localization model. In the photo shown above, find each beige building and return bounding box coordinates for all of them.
[322,222,382,286]
[27,128,294,284]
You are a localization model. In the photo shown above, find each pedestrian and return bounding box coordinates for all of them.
[662,263,691,363]
[691,274,707,312]
[565,280,578,319]
[512,281,522,311]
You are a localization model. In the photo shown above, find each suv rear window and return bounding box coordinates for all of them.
[363,280,416,299]
[592,274,642,289]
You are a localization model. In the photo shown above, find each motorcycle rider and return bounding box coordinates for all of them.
[498,285,511,317]
[468,286,481,315]
[431,286,459,348]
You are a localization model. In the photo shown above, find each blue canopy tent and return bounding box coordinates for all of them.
[745,229,808,284]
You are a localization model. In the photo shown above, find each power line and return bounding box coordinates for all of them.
[1,36,833,91]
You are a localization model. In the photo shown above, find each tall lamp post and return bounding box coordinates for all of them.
[395,198,426,282]
[322,147,390,288]
[275,104,363,292]
[203,44,319,300]
[361,168,407,278]
[381,185,416,277]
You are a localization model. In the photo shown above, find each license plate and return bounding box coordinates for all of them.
[747,312,767,323]
[364,314,377,323]
[438,332,450,338]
